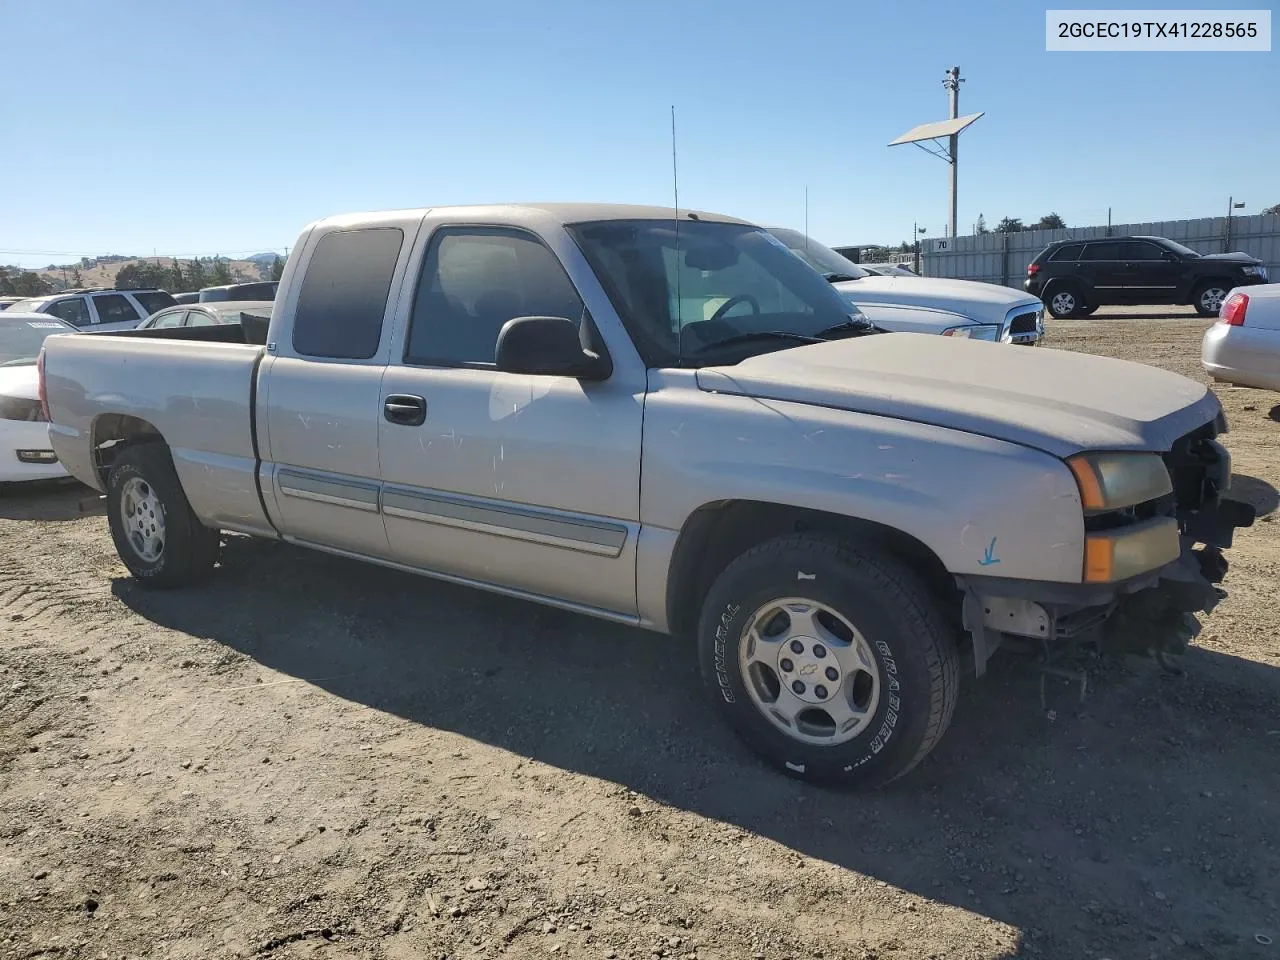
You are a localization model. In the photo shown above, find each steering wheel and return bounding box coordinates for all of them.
[709,293,760,324]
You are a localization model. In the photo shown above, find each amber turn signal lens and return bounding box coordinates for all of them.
[1068,457,1106,511]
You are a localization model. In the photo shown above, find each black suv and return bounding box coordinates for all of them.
[1025,236,1268,318]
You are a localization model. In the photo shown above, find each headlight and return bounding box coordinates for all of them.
[1066,452,1172,512]
[1083,517,1180,582]
[942,323,1000,341]
[1242,265,1267,279]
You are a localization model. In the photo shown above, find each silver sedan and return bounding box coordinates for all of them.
[1202,283,1280,392]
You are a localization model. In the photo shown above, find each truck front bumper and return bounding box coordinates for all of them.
[956,494,1256,674]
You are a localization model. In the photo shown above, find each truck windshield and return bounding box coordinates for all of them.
[568,219,869,367]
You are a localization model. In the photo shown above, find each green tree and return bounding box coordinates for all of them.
[1263,202,1280,216]
[210,257,233,286]
[1033,212,1066,230]
[186,257,207,292]
[115,262,170,290]
[994,216,1024,233]
[270,255,284,281]
[11,271,53,296]
[975,213,988,235]
[70,267,84,287]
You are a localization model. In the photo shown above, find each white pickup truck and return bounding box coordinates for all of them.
[40,203,1254,786]
[767,228,1045,345]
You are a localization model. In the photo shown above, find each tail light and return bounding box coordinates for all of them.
[1027,263,1041,276]
[36,348,50,421]
[1221,292,1248,326]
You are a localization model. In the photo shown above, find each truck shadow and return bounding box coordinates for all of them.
[1231,473,1279,518]
[0,479,102,521]
[112,536,1280,956]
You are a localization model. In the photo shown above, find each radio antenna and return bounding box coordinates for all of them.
[672,104,683,364]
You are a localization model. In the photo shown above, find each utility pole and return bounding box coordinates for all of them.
[943,66,962,240]
[1226,196,1245,252]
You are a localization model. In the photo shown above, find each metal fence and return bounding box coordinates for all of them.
[921,213,1280,289]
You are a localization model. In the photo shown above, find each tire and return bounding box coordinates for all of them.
[106,443,219,588]
[1192,281,1231,318]
[697,534,960,787]
[1044,284,1086,319]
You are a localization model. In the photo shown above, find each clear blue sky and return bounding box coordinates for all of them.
[2,0,1276,268]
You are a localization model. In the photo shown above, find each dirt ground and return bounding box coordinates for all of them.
[2,314,1278,960]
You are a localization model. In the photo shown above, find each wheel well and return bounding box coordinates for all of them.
[665,500,959,639]
[91,414,166,485]
[1192,276,1234,293]
[1043,277,1086,301]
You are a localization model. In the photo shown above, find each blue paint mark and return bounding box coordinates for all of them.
[979,537,1001,566]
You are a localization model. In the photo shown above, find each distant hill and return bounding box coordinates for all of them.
[33,256,269,291]
[244,252,282,266]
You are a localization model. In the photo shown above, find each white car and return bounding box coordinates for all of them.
[769,228,1044,345]
[0,313,76,482]
[4,288,177,332]
[1201,283,1280,392]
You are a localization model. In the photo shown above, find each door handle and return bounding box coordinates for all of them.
[383,394,426,426]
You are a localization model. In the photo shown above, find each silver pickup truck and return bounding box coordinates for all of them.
[40,203,1254,786]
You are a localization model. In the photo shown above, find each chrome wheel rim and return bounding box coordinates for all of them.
[1200,287,1227,313]
[1050,292,1076,316]
[120,477,165,563]
[737,597,882,746]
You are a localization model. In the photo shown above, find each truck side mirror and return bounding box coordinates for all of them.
[494,315,610,380]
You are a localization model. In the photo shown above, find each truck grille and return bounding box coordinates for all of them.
[1008,309,1039,343]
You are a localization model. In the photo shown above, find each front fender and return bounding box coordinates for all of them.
[637,381,1086,624]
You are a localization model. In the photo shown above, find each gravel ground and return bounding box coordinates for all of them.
[2,318,1278,960]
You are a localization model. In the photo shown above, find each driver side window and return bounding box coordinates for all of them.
[405,228,585,367]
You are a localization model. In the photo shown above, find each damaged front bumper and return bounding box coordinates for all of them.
[957,488,1256,676]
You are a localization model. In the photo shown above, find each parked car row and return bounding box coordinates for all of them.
[3,281,279,330]
[31,202,1257,787]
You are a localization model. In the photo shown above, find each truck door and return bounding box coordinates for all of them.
[376,221,645,616]
[257,218,419,557]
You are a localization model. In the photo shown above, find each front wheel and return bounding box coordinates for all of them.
[1193,282,1230,317]
[697,534,959,787]
[1044,286,1086,319]
[106,443,220,588]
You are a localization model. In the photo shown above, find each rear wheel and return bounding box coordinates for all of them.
[697,534,959,787]
[1044,285,1086,319]
[106,444,219,588]
[1193,281,1231,317]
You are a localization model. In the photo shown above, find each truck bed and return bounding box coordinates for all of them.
[43,330,274,535]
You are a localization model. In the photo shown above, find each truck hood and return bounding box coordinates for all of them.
[695,333,1220,458]
[834,276,1040,325]
[1199,252,1262,264]
[0,364,39,401]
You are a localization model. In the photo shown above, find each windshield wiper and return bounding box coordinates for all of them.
[690,330,823,355]
[821,272,862,283]
[815,317,880,338]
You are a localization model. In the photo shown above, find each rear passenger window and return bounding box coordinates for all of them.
[1081,242,1120,261]
[133,291,177,314]
[292,228,404,360]
[46,298,91,326]
[1048,243,1083,261]
[405,228,584,367]
[92,294,140,325]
